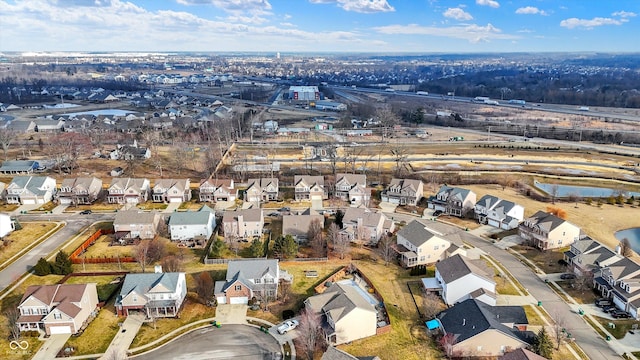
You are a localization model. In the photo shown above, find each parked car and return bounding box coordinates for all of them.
[277,319,299,335]
[602,305,616,313]
[595,299,613,307]
[79,209,92,215]
[560,273,576,280]
[610,310,631,319]
[432,210,443,217]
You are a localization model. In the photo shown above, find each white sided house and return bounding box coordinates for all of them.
[214,259,288,304]
[518,211,581,250]
[434,254,497,306]
[0,213,16,238]
[168,205,216,241]
[5,176,57,205]
[115,270,187,317]
[395,220,451,268]
[474,195,524,230]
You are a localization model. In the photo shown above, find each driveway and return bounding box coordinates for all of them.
[31,333,71,360]
[215,304,248,324]
[102,313,145,359]
[163,202,181,213]
[131,324,282,360]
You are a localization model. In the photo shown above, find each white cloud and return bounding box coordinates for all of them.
[560,17,626,29]
[309,0,394,13]
[476,0,499,8]
[176,0,273,23]
[375,23,518,43]
[612,11,637,18]
[515,6,546,16]
[443,7,473,21]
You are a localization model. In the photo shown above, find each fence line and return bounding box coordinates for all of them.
[203,256,328,265]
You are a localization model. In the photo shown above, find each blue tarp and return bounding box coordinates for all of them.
[426,319,440,330]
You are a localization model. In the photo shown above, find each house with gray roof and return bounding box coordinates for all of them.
[222,208,264,240]
[435,299,533,357]
[244,178,279,203]
[304,281,378,345]
[334,173,370,206]
[475,195,524,230]
[107,178,150,204]
[57,177,103,205]
[215,259,286,304]
[340,207,394,245]
[593,257,640,319]
[169,205,215,241]
[499,348,547,360]
[381,178,424,206]
[564,237,621,276]
[282,208,325,244]
[6,176,56,205]
[433,254,497,306]
[0,160,40,175]
[199,178,237,203]
[321,346,380,360]
[294,175,327,202]
[518,211,580,250]
[395,219,452,267]
[152,178,191,203]
[113,210,161,240]
[428,185,476,217]
[115,271,187,317]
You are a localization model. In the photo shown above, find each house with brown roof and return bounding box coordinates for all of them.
[57,177,103,205]
[107,178,150,204]
[17,283,99,335]
[518,211,581,250]
[222,208,264,240]
[294,175,327,201]
[282,208,325,243]
[244,178,279,203]
[381,178,423,206]
[113,210,161,240]
[152,178,191,203]
[199,178,237,203]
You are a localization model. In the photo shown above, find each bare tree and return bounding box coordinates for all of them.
[422,291,443,320]
[567,192,581,208]
[49,132,91,174]
[550,184,559,204]
[194,271,214,304]
[498,174,515,191]
[620,238,634,257]
[330,224,350,259]
[4,308,21,341]
[308,218,325,257]
[161,254,184,272]
[295,307,325,360]
[135,240,151,273]
[356,224,371,245]
[572,271,593,294]
[376,106,400,140]
[377,233,395,266]
[0,128,16,161]
[550,310,567,350]
[439,333,457,359]
[278,278,292,303]
[390,142,409,177]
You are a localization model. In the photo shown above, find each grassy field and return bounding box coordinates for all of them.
[80,234,135,259]
[63,303,121,356]
[0,222,60,268]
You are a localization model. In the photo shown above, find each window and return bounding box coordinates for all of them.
[54,312,62,320]
[434,245,439,250]
[255,278,261,284]
[235,285,242,291]
[477,346,482,352]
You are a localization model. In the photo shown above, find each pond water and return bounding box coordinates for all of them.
[615,228,640,254]
[534,181,640,198]
[64,109,136,116]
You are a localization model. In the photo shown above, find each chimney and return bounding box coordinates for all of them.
[154,265,163,273]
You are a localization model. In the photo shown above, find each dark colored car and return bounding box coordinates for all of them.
[432,210,443,217]
[560,273,576,280]
[601,305,616,313]
[610,310,631,319]
[79,209,92,215]
[595,299,613,307]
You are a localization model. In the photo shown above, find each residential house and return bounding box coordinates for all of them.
[500,348,548,360]
[394,219,452,267]
[113,210,161,240]
[168,205,216,241]
[427,185,476,217]
[16,283,99,335]
[304,281,378,345]
[115,271,187,317]
[593,257,640,319]
[199,178,237,203]
[107,178,150,204]
[433,254,497,306]
[564,237,621,276]
[334,173,370,206]
[0,213,15,238]
[340,207,394,245]
[518,211,581,250]
[152,178,191,203]
[57,177,103,205]
[215,259,288,304]
[294,175,327,201]
[244,178,279,203]
[475,195,524,230]
[222,208,264,240]
[5,176,57,204]
[0,160,40,175]
[282,209,325,243]
[381,178,424,206]
[434,299,533,357]
[110,167,124,177]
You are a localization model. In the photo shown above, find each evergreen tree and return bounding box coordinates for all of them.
[334,210,344,229]
[52,251,73,275]
[210,240,227,258]
[272,235,284,259]
[282,234,298,259]
[248,238,264,258]
[33,257,52,276]
[533,327,554,359]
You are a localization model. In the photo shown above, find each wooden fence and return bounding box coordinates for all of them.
[69,228,136,264]
[204,256,328,265]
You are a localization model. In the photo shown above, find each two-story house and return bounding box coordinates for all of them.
[434,254,497,306]
[57,177,103,205]
[395,219,452,267]
[564,237,621,276]
[115,270,187,317]
[244,178,279,203]
[0,213,15,238]
[333,173,370,206]
[168,205,216,241]
[294,175,327,201]
[428,185,476,217]
[199,178,237,203]
[152,178,191,203]
[107,178,150,204]
[381,178,424,206]
[6,176,57,205]
[222,208,264,240]
[16,283,99,335]
[593,257,640,319]
[340,207,394,245]
[518,211,581,250]
[215,259,287,304]
[282,209,325,244]
[474,195,524,230]
[113,210,161,240]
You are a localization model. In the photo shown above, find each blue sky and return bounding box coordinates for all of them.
[0,0,638,53]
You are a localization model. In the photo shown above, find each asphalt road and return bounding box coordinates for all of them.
[0,213,116,292]
[132,325,282,360]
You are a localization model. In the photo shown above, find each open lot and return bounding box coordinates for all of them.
[0,222,60,268]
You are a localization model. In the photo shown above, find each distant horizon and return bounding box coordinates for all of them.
[1,1,638,53]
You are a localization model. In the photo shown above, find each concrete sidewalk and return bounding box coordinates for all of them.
[101,313,144,360]
[31,334,71,360]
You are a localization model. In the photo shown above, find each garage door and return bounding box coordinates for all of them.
[170,198,182,203]
[230,296,248,305]
[22,199,36,205]
[216,296,227,305]
[488,219,500,228]
[50,326,72,334]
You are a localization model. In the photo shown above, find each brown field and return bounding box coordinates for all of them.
[0,222,61,269]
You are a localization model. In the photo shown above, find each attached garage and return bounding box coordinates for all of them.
[169,197,182,203]
[230,296,248,305]
[49,325,72,335]
[488,219,500,228]
[22,199,36,205]
[216,296,227,305]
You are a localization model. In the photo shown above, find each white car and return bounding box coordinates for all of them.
[277,319,299,335]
